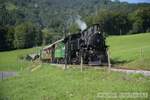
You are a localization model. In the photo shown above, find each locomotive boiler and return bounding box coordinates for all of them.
[64,24,108,65]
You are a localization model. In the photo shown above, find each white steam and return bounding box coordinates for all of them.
[75,16,87,31]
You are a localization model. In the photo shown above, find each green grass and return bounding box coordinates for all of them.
[0,65,150,100]
[0,33,150,71]
[0,33,150,100]
[107,33,150,70]
[0,47,40,71]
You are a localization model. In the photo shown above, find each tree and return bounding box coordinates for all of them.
[0,4,15,51]
[129,7,150,34]
[14,22,36,49]
[42,28,55,45]
[91,10,131,35]
[41,28,49,45]
[0,27,7,51]
[0,0,150,51]
[5,26,15,49]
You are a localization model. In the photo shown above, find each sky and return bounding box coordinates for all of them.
[112,0,150,3]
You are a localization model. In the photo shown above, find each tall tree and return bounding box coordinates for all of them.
[129,7,150,34]
[14,22,36,49]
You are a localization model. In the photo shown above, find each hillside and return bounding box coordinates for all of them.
[0,48,38,71]
[1,0,150,51]
[107,33,150,70]
[0,65,150,100]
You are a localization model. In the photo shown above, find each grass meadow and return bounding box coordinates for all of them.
[0,65,150,100]
[0,33,150,100]
[0,47,40,71]
[107,33,150,70]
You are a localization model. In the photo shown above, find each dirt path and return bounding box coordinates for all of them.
[111,68,150,76]
[52,64,150,76]
[0,71,17,80]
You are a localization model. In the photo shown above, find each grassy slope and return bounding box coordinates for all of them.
[107,33,150,70]
[0,48,39,71]
[0,33,150,99]
[0,33,150,71]
[0,65,150,100]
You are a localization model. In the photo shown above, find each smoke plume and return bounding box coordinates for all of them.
[75,16,87,31]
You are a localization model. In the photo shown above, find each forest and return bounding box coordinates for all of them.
[0,0,150,51]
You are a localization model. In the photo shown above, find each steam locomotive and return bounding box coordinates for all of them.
[42,24,108,65]
[63,24,108,65]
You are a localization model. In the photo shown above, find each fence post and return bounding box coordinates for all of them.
[64,42,68,70]
[107,49,111,72]
[2,72,3,80]
[140,48,143,58]
[80,55,83,72]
